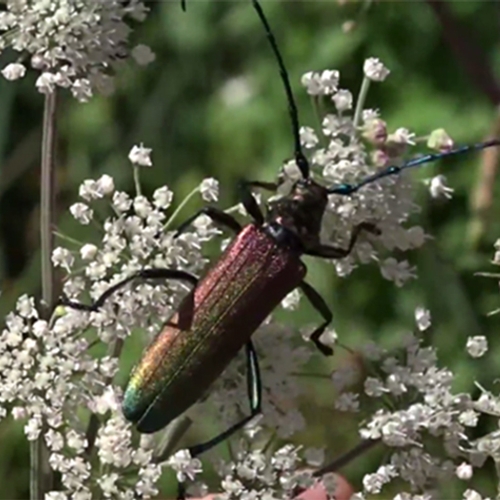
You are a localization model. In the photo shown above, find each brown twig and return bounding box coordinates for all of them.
[312,438,381,477]
[468,112,500,246]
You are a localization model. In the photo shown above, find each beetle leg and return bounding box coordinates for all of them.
[186,341,262,458]
[305,222,381,259]
[59,268,199,312]
[177,342,262,498]
[238,181,266,225]
[243,180,278,192]
[175,206,242,236]
[299,281,334,356]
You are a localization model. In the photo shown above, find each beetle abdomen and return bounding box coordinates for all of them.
[122,224,306,433]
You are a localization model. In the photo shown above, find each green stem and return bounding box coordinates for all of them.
[310,95,327,149]
[153,416,193,463]
[352,75,371,132]
[33,90,58,499]
[163,186,200,232]
[133,165,142,197]
[53,230,84,246]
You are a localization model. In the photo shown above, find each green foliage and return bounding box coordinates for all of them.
[1,1,500,497]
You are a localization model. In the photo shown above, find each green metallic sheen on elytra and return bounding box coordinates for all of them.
[122,224,306,433]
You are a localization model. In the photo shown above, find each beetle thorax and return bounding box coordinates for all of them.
[266,178,329,250]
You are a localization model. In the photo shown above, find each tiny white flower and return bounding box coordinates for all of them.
[153,186,174,209]
[362,108,380,121]
[364,377,386,398]
[301,71,322,95]
[389,127,416,145]
[129,144,152,167]
[319,329,337,349]
[80,244,98,261]
[167,449,202,482]
[335,392,359,412]
[281,159,303,183]
[332,89,353,111]
[97,175,115,196]
[32,320,48,338]
[463,490,483,500]
[331,365,358,391]
[71,78,92,102]
[320,69,340,93]
[113,191,132,212]
[281,289,301,310]
[2,63,26,81]
[362,472,385,494]
[466,336,488,358]
[133,196,152,218]
[131,44,156,65]
[321,473,339,496]
[200,178,219,202]
[304,447,324,467]
[428,174,454,199]
[427,128,454,152]
[12,407,27,420]
[66,429,87,452]
[300,126,319,148]
[36,73,56,94]
[380,258,417,287]
[459,409,479,427]
[363,57,390,82]
[456,462,473,480]
[97,473,119,497]
[52,247,75,271]
[70,203,93,225]
[219,76,254,107]
[415,307,431,331]
[361,341,385,361]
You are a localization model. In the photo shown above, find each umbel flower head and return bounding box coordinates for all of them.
[0,0,153,101]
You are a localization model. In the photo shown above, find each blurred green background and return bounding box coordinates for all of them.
[1,0,500,498]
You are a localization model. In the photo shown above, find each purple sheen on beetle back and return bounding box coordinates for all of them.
[122,224,306,433]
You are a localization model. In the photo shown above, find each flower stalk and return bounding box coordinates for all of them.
[32,90,58,500]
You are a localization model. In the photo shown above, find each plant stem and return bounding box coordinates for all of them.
[313,438,380,477]
[133,165,142,197]
[163,186,200,232]
[32,90,58,499]
[352,76,370,132]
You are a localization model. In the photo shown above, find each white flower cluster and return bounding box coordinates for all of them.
[0,170,226,497]
[196,321,314,439]
[212,443,319,500]
[0,0,152,101]
[327,306,497,499]
[296,60,453,286]
[0,294,163,498]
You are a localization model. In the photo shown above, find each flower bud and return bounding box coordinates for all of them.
[362,119,387,146]
[427,128,454,152]
[370,149,389,167]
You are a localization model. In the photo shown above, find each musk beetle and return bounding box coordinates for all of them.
[61,0,500,461]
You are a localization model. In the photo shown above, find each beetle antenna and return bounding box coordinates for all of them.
[252,0,309,179]
[327,138,500,195]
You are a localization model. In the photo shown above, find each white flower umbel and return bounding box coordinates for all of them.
[296,58,452,287]
[0,168,229,497]
[213,444,316,500]
[0,0,151,101]
[330,307,498,497]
